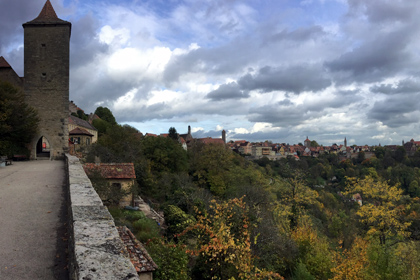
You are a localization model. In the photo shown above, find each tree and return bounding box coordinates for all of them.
[179,197,283,280]
[146,239,191,280]
[290,216,333,279]
[395,146,407,163]
[310,140,319,147]
[90,124,143,163]
[357,151,365,164]
[274,176,320,231]
[374,147,386,159]
[408,181,420,197]
[142,136,188,175]
[189,143,236,196]
[0,82,39,156]
[77,109,88,120]
[92,118,112,136]
[169,127,179,141]
[344,176,411,245]
[164,205,196,239]
[94,106,117,125]
[331,237,369,280]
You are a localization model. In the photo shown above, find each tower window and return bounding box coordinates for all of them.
[41,44,46,47]
[41,73,47,78]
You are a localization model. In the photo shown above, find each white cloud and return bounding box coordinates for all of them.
[233,127,250,134]
[4,0,419,145]
[106,46,172,81]
[192,127,204,133]
[98,25,130,46]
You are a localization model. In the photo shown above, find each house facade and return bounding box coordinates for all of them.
[69,115,98,143]
[83,163,137,207]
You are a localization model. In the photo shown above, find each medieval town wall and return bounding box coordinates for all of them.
[65,154,139,280]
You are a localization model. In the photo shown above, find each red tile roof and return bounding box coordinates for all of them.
[117,226,157,274]
[37,0,58,20]
[69,127,94,136]
[83,163,136,179]
[198,137,225,145]
[0,56,11,68]
[24,0,70,25]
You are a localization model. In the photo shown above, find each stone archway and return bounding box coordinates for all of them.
[36,136,51,159]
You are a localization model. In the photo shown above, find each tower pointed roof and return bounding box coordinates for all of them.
[35,0,59,21]
[0,56,12,68]
[23,0,71,26]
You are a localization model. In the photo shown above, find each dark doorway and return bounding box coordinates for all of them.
[36,136,50,159]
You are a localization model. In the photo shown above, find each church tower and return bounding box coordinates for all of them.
[344,137,347,148]
[23,0,71,159]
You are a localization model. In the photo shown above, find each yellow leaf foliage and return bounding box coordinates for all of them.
[179,197,283,280]
[344,176,411,244]
[331,237,369,280]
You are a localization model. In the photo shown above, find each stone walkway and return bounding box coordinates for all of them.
[0,160,68,279]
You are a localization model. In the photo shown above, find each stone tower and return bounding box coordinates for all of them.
[23,0,71,159]
[222,129,226,144]
[304,136,311,147]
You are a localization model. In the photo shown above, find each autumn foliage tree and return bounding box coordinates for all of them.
[331,237,369,280]
[274,176,320,232]
[179,197,283,280]
[344,176,411,244]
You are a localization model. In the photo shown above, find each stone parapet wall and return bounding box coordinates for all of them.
[65,154,139,280]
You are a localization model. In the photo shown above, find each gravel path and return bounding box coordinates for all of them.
[0,160,68,280]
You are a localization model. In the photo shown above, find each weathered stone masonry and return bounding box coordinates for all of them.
[23,1,71,159]
[66,154,139,280]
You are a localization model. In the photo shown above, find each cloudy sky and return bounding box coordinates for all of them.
[1,0,420,146]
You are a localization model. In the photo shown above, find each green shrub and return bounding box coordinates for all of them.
[133,218,160,242]
[292,262,315,280]
[146,239,190,280]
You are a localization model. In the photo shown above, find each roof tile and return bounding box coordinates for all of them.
[83,163,136,179]
[69,127,94,136]
[0,56,11,68]
[24,0,70,25]
[117,226,158,274]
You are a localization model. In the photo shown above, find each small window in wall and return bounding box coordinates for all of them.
[41,44,47,59]
[112,183,122,190]
[70,137,80,144]
[41,73,47,78]
[86,138,90,145]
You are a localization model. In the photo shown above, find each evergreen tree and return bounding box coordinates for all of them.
[0,82,39,156]
[94,106,117,125]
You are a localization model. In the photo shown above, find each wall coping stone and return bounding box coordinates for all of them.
[66,154,140,280]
